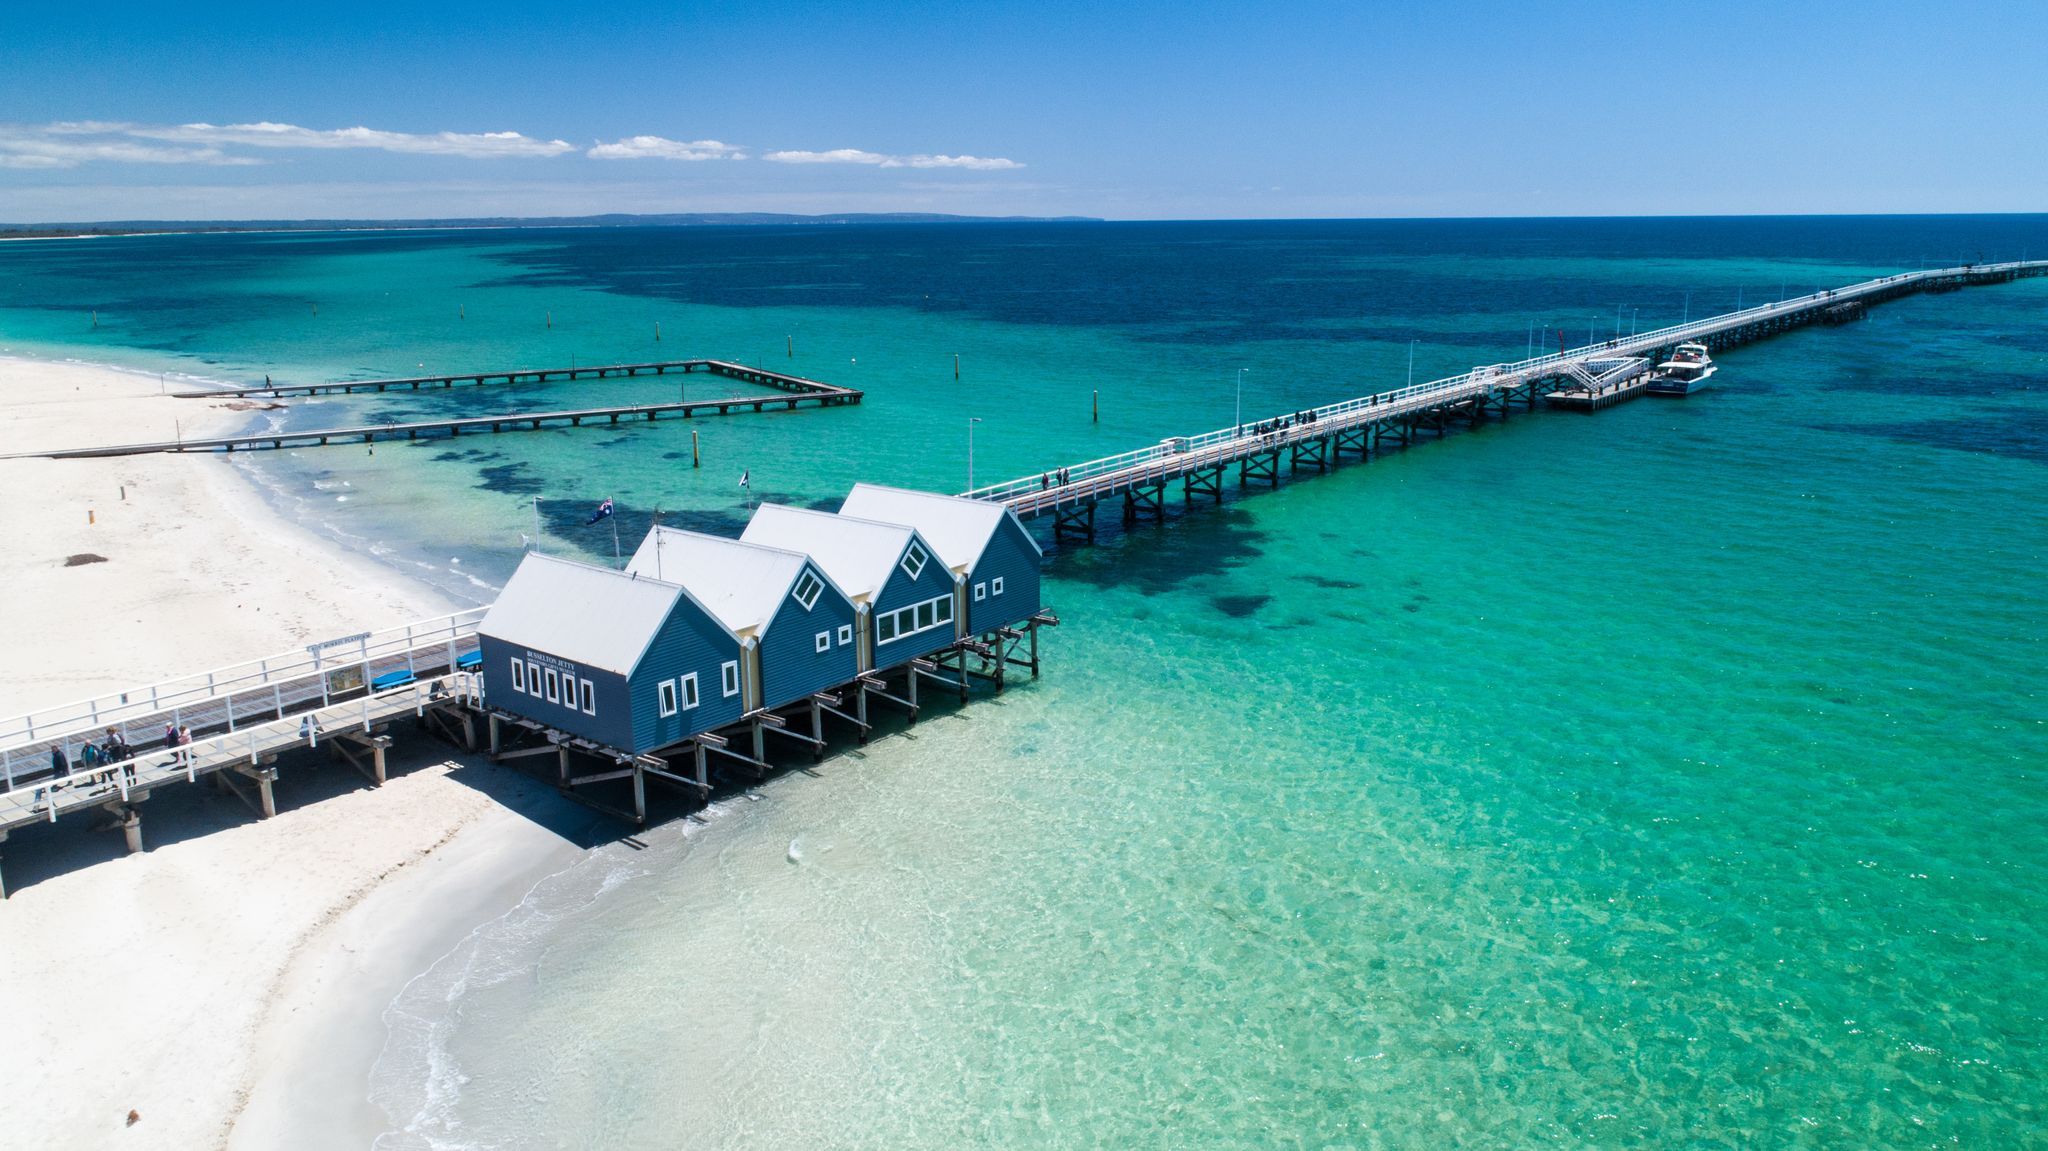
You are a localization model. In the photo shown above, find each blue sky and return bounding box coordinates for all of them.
[2,0,2043,221]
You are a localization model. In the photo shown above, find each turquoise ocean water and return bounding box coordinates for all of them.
[3,219,2044,1147]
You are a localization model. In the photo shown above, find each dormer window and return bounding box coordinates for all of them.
[792,569,824,610]
[900,542,928,581]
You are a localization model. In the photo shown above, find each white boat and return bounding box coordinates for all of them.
[1647,342,1716,396]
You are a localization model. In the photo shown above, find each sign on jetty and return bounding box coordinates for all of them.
[963,260,2048,541]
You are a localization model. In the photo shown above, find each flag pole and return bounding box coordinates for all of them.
[610,495,621,565]
[531,496,542,552]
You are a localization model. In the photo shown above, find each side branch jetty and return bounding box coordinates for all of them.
[17,360,860,459]
[962,261,2048,542]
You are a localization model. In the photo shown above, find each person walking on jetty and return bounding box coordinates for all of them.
[175,725,194,767]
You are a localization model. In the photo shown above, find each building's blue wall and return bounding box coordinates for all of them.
[870,533,958,668]
[629,598,747,751]
[478,633,635,749]
[967,515,1044,635]
[757,569,860,710]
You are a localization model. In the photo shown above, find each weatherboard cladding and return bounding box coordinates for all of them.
[966,513,1043,635]
[629,594,747,751]
[624,527,805,637]
[740,504,920,603]
[868,531,957,669]
[477,634,634,750]
[757,574,860,709]
[479,553,685,676]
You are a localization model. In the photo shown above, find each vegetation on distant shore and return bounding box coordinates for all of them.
[0,211,1102,239]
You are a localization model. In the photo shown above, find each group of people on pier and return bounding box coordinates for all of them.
[1246,409,1323,439]
[1038,467,1073,490]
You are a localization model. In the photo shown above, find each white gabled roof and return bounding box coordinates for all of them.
[481,553,686,676]
[838,483,1040,572]
[624,526,832,639]
[741,503,921,603]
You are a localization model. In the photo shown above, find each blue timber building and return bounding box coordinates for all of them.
[838,483,1044,640]
[624,526,861,714]
[477,553,747,754]
[741,504,957,671]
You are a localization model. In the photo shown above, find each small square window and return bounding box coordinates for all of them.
[680,672,700,709]
[510,658,526,693]
[721,660,740,697]
[579,678,596,715]
[992,577,1006,596]
[900,542,928,581]
[974,582,987,601]
[658,679,678,717]
[837,624,853,646]
[815,630,831,653]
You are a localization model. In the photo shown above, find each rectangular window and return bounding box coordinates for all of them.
[680,672,700,709]
[815,630,831,653]
[916,602,934,630]
[792,570,824,610]
[837,624,853,646]
[875,594,955,645]
[526,661,541,696]
[974,582,987,601]
[878,613,898,642]
[658,679,678,717]
[721,661,740,697]
[992,576,1006,596]
[900,541,928,581]
[579,678,596,715]
[544,668,560,704]
[936,596,952,623]
[510,658,526,693]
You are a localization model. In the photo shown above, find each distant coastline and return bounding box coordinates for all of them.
[0,210,1105,240]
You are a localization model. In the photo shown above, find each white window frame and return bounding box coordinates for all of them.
[526,660,541,696]
[658,679,678,717]
[974,582,987,601]
[510,658,526,693]
[875,593,955,645]
[815,630,831,654]
[992,576,1005,596]
[721,660,740,697]
[792,570,824,611]
[544,668,560,705]
[679,672,700,710]
[900,542,928,581]
[579,678,596,716]
[837,624,853,646]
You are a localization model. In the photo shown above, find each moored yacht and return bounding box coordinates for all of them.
[1646,342,1716,395]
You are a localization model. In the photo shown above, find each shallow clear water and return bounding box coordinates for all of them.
[4,219,2044,1147]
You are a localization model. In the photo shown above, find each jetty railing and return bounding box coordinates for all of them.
[964,260,2048,514]
[0,607,487,788]
[0,672,482,836]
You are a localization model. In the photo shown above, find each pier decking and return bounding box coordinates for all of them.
[17,360,861,459]
[962,261,2048,540]
[172,357,825,400]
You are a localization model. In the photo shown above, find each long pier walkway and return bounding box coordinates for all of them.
[171,357,814,400]
[963,261,2048,540]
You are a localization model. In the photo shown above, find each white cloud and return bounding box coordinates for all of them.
[0,129,256,170]
[765,148,1023,170]
[587,136,745,161]
[132,122,577,158]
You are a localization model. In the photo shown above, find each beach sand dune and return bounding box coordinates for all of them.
[0,357,592,1148]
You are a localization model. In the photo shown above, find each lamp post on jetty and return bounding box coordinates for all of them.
[966,417,982,492]
[1235,368,1248,432]
[1407,340,1416,389]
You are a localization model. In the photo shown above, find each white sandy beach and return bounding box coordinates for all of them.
[0,356,591,1148]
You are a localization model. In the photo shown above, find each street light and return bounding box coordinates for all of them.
[967,417,983,491]
[1235,368,1248,432]
[1407,339,1417,389]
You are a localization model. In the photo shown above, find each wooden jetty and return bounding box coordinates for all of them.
[962,260,2048,542]
[17,360,860,459]
[171,357,820,400]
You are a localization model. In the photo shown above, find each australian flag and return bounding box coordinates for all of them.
[587,497,614,524]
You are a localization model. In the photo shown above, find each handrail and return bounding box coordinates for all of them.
[1,672,481,827]
[962,261,2048,506]
[0,607,488,766]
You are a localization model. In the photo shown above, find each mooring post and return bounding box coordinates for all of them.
[1092,390,1099,423]
[692,429,700,468]
[787,335,793,358]
[954,353,960,380]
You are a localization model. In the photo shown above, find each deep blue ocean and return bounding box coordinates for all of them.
[3,216,2045,1147]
